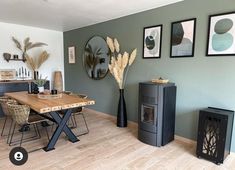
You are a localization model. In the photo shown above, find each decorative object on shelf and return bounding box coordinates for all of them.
[143,24,162,58]
[206,11,235,56]
[68,46,76,64]
[25,51,50,79]
[12,36,47,62]
[34,76,47,93]
[196,107,234,164]
[151,77,169,84]
[53,71,63,92]
[0,69,16,80]
[107,36,137,127]
[83,36,110,80]
[13,54,18,59]
[170,18,196,58]
[3,53,11,62]
[16,67,31,80]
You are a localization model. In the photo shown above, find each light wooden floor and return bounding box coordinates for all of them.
[0,108,235,170]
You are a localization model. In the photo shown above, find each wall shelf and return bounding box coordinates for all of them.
[3,53,26,62]
[4,58,26,62]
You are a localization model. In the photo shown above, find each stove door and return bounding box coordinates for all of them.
[140,103,157,133]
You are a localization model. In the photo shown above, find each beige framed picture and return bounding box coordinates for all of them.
[0,69,16,80]
[68,46,76,64]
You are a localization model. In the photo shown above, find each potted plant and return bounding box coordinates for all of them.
[34,76,47,93]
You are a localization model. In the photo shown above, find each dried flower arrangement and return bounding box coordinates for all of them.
[12,37,49,71]
[12,37,47,61]
[26,51,50,71]
[107,37,137,89]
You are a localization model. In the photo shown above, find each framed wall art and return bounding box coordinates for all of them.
[143,24,162,59]
[206,11,235,56]
[68,46,76,63]
[170,18,196,58]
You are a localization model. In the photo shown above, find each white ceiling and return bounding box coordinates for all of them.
[0,0,183,32]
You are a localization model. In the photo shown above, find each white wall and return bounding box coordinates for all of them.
[0,22,64,88]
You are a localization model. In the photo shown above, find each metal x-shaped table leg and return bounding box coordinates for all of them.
[43,109,79,152]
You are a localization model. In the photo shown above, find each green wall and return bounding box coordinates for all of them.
[64,0,235,151]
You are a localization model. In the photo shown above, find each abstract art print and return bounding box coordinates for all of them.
[68,46,76,64]
[143,25,162,59]
[170,18,196,58]
[206,11,235,56]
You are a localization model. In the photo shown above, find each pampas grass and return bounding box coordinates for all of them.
[12,37,47,54]
[26,51,50,71]
[12,36,49,72]
[107,37,137,89]
[114,38,120,53]
[106,37,115,53]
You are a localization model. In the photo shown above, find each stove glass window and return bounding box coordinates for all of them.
[141,104,155,125]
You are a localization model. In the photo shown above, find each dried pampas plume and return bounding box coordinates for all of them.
[26,51,50,71]
[114,38,120,53]
[37,51,50,69]
[129,48,137,66]
[106,37,115,53]
[106,37,137,89]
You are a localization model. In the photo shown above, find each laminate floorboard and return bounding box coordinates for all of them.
[0,108,234,170]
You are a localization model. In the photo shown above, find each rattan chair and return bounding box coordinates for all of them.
[7,103,50,147]
[0,97,18,143]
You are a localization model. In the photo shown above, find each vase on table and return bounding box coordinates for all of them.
[34,71,39,80]
[38,86,44,93]
[117,89,127,127]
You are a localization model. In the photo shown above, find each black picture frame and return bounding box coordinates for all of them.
[170,18,196,58]
[143,24,162,59]
[206,11,235,56]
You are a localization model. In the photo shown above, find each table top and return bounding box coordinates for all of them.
[5,91,95,114]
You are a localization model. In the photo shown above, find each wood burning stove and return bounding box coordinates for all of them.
[138,82,176,146]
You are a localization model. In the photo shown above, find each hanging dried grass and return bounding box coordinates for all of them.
[12,37,22,50]
[12,36,47,63]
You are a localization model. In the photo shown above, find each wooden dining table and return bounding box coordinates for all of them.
[5,91,95,152]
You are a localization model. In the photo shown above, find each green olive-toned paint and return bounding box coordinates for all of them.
[64,0,235,151]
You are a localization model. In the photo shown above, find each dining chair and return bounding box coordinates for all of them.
[0,96,18,143]
[7,103,50,147]
[70,93,89,136]
[60,92,89,136]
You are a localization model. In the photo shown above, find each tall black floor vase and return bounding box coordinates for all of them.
[117,89,127,127]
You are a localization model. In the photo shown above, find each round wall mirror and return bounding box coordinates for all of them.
[83,36,110,80]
